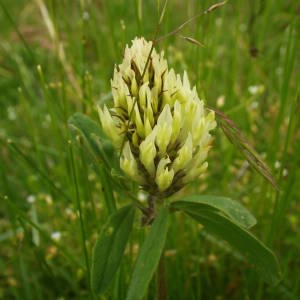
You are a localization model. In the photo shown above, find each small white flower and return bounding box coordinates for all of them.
[45,194,53,205]
[51,231,61,241]
[248,85,265,95]
[137,191,147,202]
[274,161,281,169]
[216,95,225,108]
[65,207,73,216]
[27,195,36,204]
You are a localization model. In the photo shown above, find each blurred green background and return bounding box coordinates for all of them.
[0,0,299,299]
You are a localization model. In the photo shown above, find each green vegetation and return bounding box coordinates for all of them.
[1,0,299,299]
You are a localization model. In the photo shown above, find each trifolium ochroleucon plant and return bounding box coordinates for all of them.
[99,37,216,200]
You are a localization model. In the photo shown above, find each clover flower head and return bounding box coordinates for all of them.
[99,37,216,198]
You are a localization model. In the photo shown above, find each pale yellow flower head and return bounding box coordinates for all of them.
[98,37,216,198]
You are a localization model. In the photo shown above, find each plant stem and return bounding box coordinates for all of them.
[69,143,94,300]
[141,194,156,226]
[157,250,168,300]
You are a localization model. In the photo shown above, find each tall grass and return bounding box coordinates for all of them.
[0,0,299,299]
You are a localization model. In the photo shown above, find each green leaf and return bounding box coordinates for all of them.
[126,207,169,300]
[186,208,281,284]
[171,195,256,228]
[91,205,135,294]
[68,113,134,194]
[68,112,118,171]
[68,113,120,212]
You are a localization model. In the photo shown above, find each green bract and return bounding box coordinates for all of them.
[98,37,216,197]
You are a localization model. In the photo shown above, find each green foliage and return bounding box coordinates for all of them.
[187,209,281,284]
[1,0,299,299]
[171,195,257,228]
[126,206,169,300]
[68,112,118,173]
[91,204,135,294]
[172,195,281,284]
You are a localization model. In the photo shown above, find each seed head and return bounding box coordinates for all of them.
[99,37,216,198]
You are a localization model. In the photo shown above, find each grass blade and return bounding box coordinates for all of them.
[211,107,279,190]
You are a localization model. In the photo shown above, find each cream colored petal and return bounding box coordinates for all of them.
[162,69,176,107]
[151,86,159,114]
[156,104,173,156]
[144,118,153,137]
[172,133,193,173]
[170,100,182,144]
[139,127,158,176]
[155,157,174,192]
[182,71,191,90]
[138,82,149,110]
[183,161,208,183]
[98,105,123,147]
[131,76,138,97]
[146,95,154,126]
[134,104,144,138]
[120,142,145,184]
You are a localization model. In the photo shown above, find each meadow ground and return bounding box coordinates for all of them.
[0,0,299,299]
